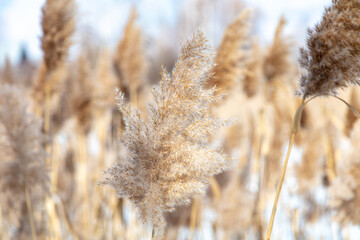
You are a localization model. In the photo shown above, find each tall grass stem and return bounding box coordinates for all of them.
[265,132,295,240]
[25,185,38,240]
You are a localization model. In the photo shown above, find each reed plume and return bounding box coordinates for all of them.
[101,31,230,234]
[32,0,75,105]
[0,84,49,236]
[41,0,75,72]
[298,0,360,98]
[264,4,353,236]
[243,41,261,98]
[114,7,147,106]
[263,16,291,83]
[206,9,251,97]
[73,54,94,134]
[94,50,118,112]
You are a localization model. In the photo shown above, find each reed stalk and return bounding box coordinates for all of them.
[151,228,155,240]
[189,198,200,240]
[266,98,305,240]
[266,94,360,239]
[25,185,38,240]
[265,131,296,240]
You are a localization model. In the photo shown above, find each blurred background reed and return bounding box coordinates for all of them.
[2,0,360,239]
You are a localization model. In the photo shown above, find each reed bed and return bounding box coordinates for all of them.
[0,0,360,239]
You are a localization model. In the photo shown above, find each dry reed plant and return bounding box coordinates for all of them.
[40,0,75,73]
[32,0,75,113]
[263,16,292,84]
[0,84,49,238]
[298,0,360,98]
[49,69,73,134]
[72,54,95,134]
[205,9,252,97]
[262,16,295,189]
[3,0,360,239]
[50,42,98,134]
[267,1,360,239]
[101,31,231,235]
[243,41,261,98]
[295,130,324,193]
[114,7,147,107]
[328,121,360,225]
[94,50,118,114]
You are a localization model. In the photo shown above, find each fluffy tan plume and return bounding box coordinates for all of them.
[114,7,147,106]
[263,16,292,83]
[206,9,251,97]
[32,0,75,105]
[101,31,230,234]
[243,41,261,97]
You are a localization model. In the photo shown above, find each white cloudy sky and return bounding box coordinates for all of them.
[0,0,332,65]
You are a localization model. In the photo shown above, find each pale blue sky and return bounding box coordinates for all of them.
[0,0,332,65]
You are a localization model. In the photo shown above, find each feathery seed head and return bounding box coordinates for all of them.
[298,0,360,98]
[41,0,75,72]
[101,31,231,234]
[0,84,49,228]
[263,16,292,83]
[206,9,252,97]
